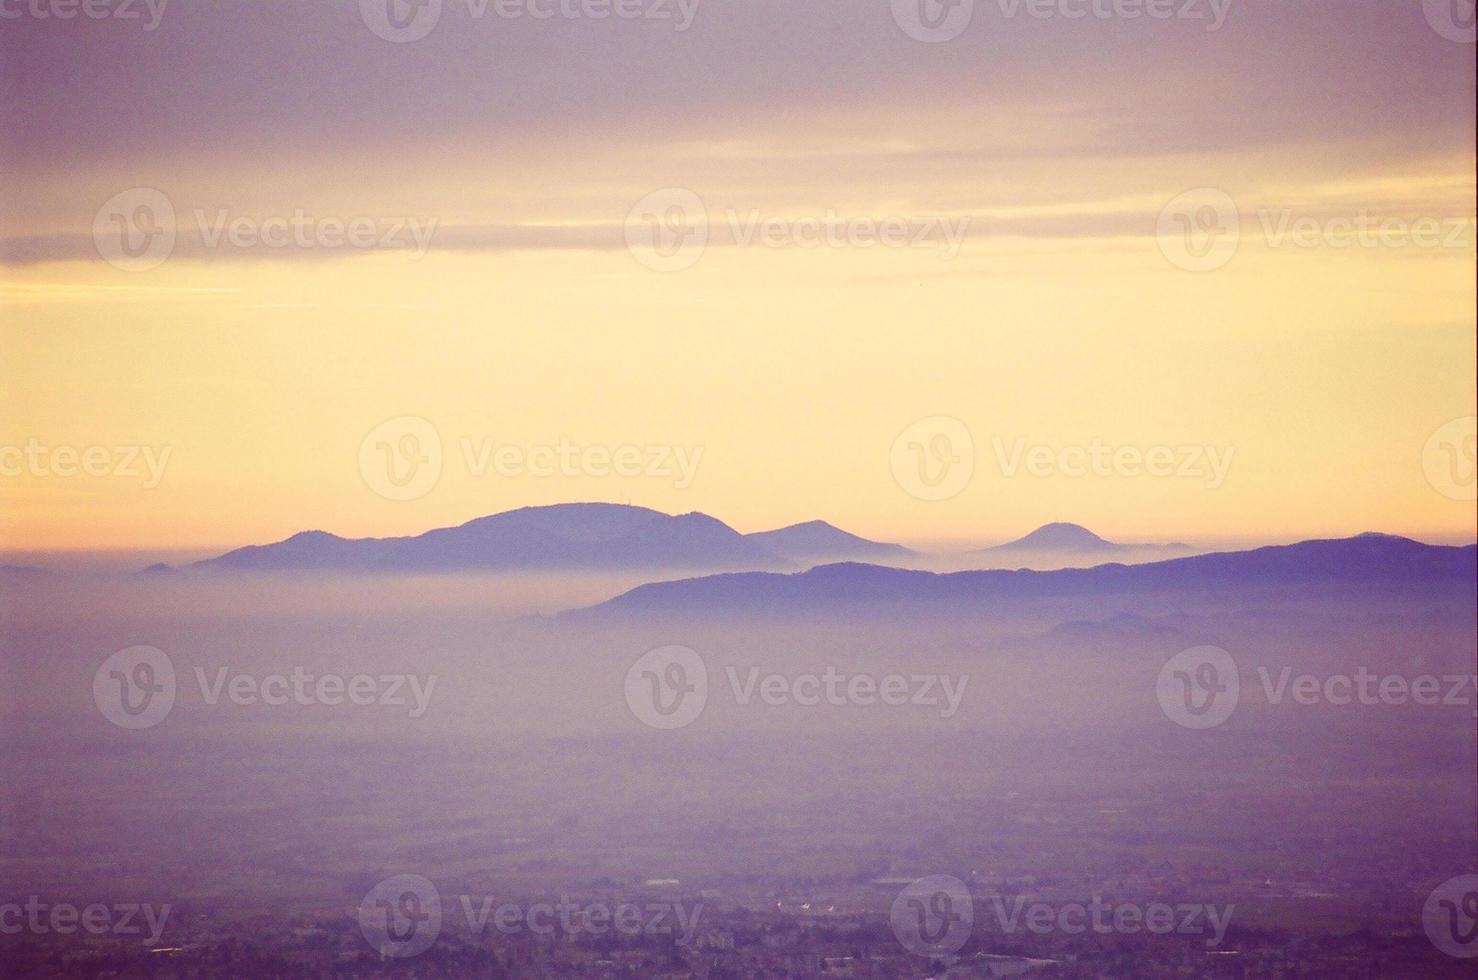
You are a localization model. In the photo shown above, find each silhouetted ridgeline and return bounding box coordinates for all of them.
[977,521,1191,556]
[191,503,910,573]
[572,534,1477,616]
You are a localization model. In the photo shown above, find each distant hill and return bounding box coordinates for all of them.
[196,503,792,573]
[743,521,913,566]
[573,534,1477,617]
[980,522,1191,556]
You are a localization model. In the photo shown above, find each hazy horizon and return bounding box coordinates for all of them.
[4,499,1477,564]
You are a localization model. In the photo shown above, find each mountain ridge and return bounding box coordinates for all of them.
[570,534,1477,617]
[190,503,910,574]
[744,520,915,564]
[981,522,1191,555]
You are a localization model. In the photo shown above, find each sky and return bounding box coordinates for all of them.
[1,0,1475,551]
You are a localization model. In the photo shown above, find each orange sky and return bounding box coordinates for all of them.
[2,2,1474,552]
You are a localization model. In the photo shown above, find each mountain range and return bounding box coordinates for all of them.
[189,503,911,573]
[572,533,1476,617]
